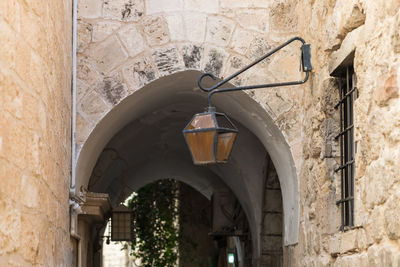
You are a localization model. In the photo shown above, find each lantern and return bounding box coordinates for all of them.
[111,204,134,241]
[183,107,238,165]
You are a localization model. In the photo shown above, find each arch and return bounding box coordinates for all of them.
[76,71,300,253]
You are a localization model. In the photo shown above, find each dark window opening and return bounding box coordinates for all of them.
[334,65,357,231]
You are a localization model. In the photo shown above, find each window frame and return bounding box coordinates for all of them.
[334,66,357,231]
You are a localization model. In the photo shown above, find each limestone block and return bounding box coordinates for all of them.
[118,24,145,57]
[391,13,400,53]
[329,25,363,75]
[263,213,282,234]
[375,66,399,106]
[328,235,340,256]
[88,36,128,74]
[202,46,229,77]
[3,74,23,119]
[184,0,219,13]
[184,13,206,43]
[95,72,128,105]
[384,191,400,240]
[76,113,92,145]
[78,0,102,19]
[142,16,170,46]
[122,57,158,91]
[268,49,303,81]
[146,0,184,14]
[92,21,121,43]
[205,16,234,46]
[77,20,92,53]
[21,174,39,209]
[236,9,269,33]
[0,199,21,254]
[365,157,394,209]
[77,56,101,86]
[324,0,365,51]
[339,231,357,253]
[264,190,283,212]
[180,44,203,69]
[166,14,185,41]
[230,28,254,55]
[261,235,282,252]
[247,36,272,64]
[152,46,184,76]
[223,55,250,86]
[79,90,110,123]
[269,0,298,32]
[220,0,269,9]
[103,0,144,21]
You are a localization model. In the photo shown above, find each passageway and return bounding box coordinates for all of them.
[76,70,297,266]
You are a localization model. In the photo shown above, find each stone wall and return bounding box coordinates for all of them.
[0,0,72,266]
[294,0,400,266]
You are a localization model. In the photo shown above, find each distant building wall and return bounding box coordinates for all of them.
[0,0,72,265]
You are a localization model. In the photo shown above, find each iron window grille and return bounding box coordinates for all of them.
[335,66,357,231]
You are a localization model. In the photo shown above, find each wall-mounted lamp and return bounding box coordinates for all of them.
[183,37,312,165]
[111,204,134,241]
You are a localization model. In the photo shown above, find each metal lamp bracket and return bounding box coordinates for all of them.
[198,37,313,107]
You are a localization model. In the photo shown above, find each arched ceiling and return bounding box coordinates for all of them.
[76,70,300,259]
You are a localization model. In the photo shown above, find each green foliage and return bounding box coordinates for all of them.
[127,179,179,267]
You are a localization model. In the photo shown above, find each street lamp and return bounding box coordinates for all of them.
[111,204,134,241]
[183,37,312,165]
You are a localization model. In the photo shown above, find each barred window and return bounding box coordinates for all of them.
[334,65,357,230]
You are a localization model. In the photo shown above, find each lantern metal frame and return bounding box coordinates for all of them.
[183,37,312,165]
[110,203,135,242]
[197,36,313,107]
[183,106,238,165]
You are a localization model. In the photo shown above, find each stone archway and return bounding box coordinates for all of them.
[75,70,300,266]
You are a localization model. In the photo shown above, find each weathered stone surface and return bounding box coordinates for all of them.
[264,190,283,212]
[79,90,110,123]
[205,16,234,46]
[77,20,92,53]
[384,191,400,240]
[202,46,228,77]
[103,0,144,21]
[141,15,170,46]
[78,0,102,19]
[184,13,206,42]
[95,72,128,105]
[375,66,399,106]
[92,21,121,43]
[152,46,184,76]
[117,24,145,57]
[230,28,254,55]
[165,14,185,41]
[146,0,183,14]
[247,36,272,64]
[184,0,219,13]
[180,44,203,69]
[236,9,269,32]
[88,36,128,74]
[269,0,298,32]
[122,57,158,91]
[263,213,282,234]
[223,55,250,85]
[77,56,101,86]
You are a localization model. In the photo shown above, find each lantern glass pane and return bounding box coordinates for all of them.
[216,132,236,162]
[185,130,216,164]
[187,114,215,130]
[215,114,233,129]
[111,212,132,241]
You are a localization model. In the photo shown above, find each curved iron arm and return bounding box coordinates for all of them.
[198,36,312,107]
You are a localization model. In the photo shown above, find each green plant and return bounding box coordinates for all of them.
[127,179,179,267]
